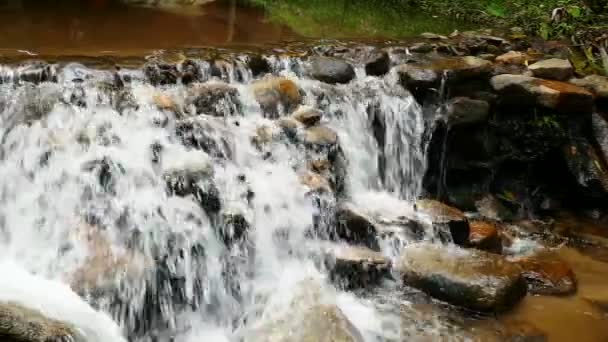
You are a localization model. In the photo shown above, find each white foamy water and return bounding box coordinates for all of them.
[0,57,429,341]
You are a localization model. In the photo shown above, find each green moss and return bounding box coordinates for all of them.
[245,0,475,39]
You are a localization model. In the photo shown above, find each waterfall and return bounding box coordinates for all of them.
[0,55,428,341]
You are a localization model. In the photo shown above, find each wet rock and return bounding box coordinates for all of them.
[10,83,62,127]
[179,59,203,85]
[309,57,356,84]
[335,204,380,250]
[468,220,503,254]
[562,135,608,197]
[397,243,527,312]
[218,210,249,246]
[325,244,391,289]
[491,74,594,114]
[409,42,435,53]
[164,162,221,214]
[591,113,608,163]
[570,74,608,99]
[475,194,514,221]
[421,32,448,40]
[299,171,332,194]
[0,301,84,342]
[247,55,271,77]
[175,117,233,159]
[447,97,490,126]
[364,50,390,76]
[290,106,322,127]
[252,76,302,118]
[427,56,493,82]
[304,126,338,149]
[16,61,57,84]
[528,58,573,81]
[415,199,470,245]
[153,93,178,112]
[81,157,125,194]
[144,62,179,85]
[185,82,241,117]
[309,159,332,173]
[396,64,439,102]
[495,51,532,65]
[512,250,577,295]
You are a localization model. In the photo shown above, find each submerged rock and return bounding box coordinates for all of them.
[144,62,179,85]
[591,112,608,163]
[528,58,573,81]
[491,74,594,113]
[415,199,470,245]
[562,135,608,197]
[0,301,84,342]
[185,82,241,117]
[397,243,527,312]
[16,61,57,84]
[309,57,356,84]
[252,76,302,118]
[325,243,391,289]
[512,250,577,295]
[475,195,514,221]
[164,163,221,214]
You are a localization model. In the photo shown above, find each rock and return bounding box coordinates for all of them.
[299,171,332,194]
[495,51,531,65]
[0,301,84,342]
[304,126,338,148]
[584,293,608,312]
[144,62,179,85]
[563,135,608,197]
[309,57,356,84]
[528,58,573,81]
[153,93,178,112]
[409,42,435,53]
[180,59,203,85]
[335,204,380,250]
[397,243,527,312]
[396,64,439,102]
[364,50,390,76]
[252,76,302,118]
[447,97,490,126]
[421,32,448,40]
[247,55,271,77]
[570,75,608,98]
[309,159,332,173]
[415,199,470,245]
[16,61,57,84]
[591,113,608,163]
[185,82,241,117]
[475,194,513,221]
[512,250,577,295]
[291,106,322,127]
[218,211,250,246]
[491,74,594,113]
[325,244,391,289]
[164,163,221,214]
[427,56,493,82]
[468,220,503,254]
[276,118,299,138]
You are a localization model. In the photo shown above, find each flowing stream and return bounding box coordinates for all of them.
[0,56,431,341]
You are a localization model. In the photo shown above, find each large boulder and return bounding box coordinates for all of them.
[425,56,493,82]
[591,112,608,163]
[290,106,322,127]
[447,97,490,126]
[303,126,339,149]
[512,251,577,296]
[335,204,380,250]
[491,74,594,114]
[325,243,391,289]
[570,74,608,99]
[0,301,84,342]
[309,57,356,84]
[562,135,608,197]
[364,50,390,76]
[252,76,302,118]
[396,64,439,102]
[528,58,573,81]
[414,199,470,245]
[397,243,527,312]
[185,82,241,117]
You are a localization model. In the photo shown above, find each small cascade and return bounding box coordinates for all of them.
[0,53,431,342]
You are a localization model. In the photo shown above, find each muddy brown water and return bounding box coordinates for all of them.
[0,0,299,57]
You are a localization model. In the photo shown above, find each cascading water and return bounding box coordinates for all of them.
[0,54,430,342]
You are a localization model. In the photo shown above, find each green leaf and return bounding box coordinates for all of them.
[539,22,551,40]
[567,5,581,18]
[486,2,507,17]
